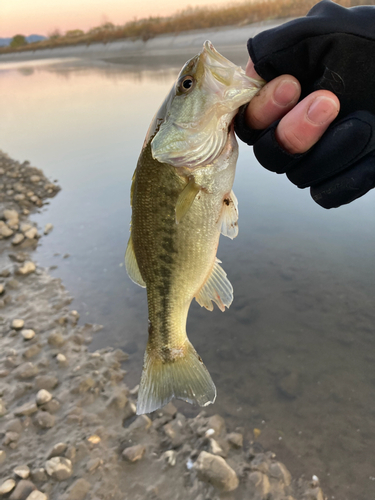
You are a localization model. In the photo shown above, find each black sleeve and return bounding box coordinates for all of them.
[236,0,375,208]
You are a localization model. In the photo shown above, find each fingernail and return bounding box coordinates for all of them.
[274,80,299,106]
[307,96,338,124]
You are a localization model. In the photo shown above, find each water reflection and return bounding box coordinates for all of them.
[0,56,375,500]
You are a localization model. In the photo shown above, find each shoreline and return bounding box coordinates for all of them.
[0,151,326,499]
[0,19,289,64]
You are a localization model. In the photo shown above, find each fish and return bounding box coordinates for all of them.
[125,41,264,415]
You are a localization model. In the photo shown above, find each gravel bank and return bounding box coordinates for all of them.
[0,150,325,499]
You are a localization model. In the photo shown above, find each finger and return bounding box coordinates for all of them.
[245,58,260,79]
[245,74,301,130]
[276,91,340,154]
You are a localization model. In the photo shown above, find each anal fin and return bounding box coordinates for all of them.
[195,258,233,312]
[125,235,146,288]
[175,176,201,224]
[220,190,239,239]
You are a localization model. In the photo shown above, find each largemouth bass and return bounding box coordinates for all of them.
[126,41,263,414]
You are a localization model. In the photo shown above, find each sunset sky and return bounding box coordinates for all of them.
[1,0,234,38]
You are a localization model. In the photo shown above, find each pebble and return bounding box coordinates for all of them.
[227,432,243,448]
[12,318,25,329]
[35,374,59,390]
[0,479,16,495]
[14,465,31,479]
[42,399,60,413]
[48,442,68,458]
[44,223,53,235]
[12,233,25,245]
[14,362,39,379]
[0,399,6,416]
[128,414,152,433]
[25,492,47,500]
[86,457,102,472]
[4,209,19,224]
[9,479,36,500]
[20,223,32,233]
[162,450,176,467]
[0,450,6,464]
[36,389,52,405]
[66,478,91,500]
[269,461,292,486]
[0,222,14,238]
[34,411,55,429]
[56,353,68,366]
[18,261,36,275]
[0,283,4,295]
[23,344,41,359]
[30,469,47,483]
[208,438,225,457]
[30,175,40,183]
[194,451,239,492]
[25,228,38,239]
[122,444,146,463]
[14,402,38,416]
[249,471,271,496]
[21,329,36,340]
[45,457,73,481]
[47,331,65,347]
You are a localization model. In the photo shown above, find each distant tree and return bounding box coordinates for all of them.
[48,29,62,40]
[65,29,84,38]
[10,34,28,48]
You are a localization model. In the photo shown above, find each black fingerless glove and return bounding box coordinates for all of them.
[235,0,375,208]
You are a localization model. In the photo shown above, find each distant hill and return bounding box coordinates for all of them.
[0,34,46,47]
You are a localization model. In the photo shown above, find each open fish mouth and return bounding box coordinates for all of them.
[151,41,264,169]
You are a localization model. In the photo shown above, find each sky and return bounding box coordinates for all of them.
[1,0,235,38]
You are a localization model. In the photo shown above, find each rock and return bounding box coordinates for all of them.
[163,420,185,448]
[45,457,73,481]
[14,402,38,416]
[21,329,35,340]
[0,399,6,416]
[47,332,65,347]
[30,175,40,183]
[6,419,23,433]
[122,444,146,463]
[128,414,152,433]
[12,233,25,245]
[269,461,292,486]
[20,223,32,233]
[65,445,77,462]
[36,389,52,405]
[0,450,6,464]
[14,362,39,379]
[9,480,36,500]
[162,450,176,467]
[4,209,19,224]
[0,284,4,295]
[86,457,102,472]
[8,279,20,289]
[30,469,47,483]
[208,438,226,457]
[66,478,91,500]
[23,345,41,359]
[0,369,9,377]
[48,442,68,458]
[0,222,14,238]
[12,318,25,329]
[106,389,128,410]
[207,415,226,436]
[25,492,47,500]
[14,465,30,479]
[42,399,60,413]
[122,401,137,421]
[35,411,55,429]
[249,471,271,497]
[56,353,68,366]
[0,479,16,495]
[35,374,59,390]
[71,376,95,394]
[24,228,38,239]
[194,451,239,492]
[18,262,36,275]
[0,268,10,277]
[44,224,53,235]
[227,432,243,448]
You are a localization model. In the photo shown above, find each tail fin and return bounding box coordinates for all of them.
[136,340,216,415]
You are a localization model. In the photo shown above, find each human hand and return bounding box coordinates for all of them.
[235,0,375,209]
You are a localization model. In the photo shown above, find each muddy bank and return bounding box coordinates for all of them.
[0,150,327,499]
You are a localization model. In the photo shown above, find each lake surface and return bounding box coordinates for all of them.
[1,52,375,500]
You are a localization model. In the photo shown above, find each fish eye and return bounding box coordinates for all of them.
[178,76,194,93]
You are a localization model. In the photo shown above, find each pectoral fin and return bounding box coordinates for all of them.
[195,258,233,312]
[125,236,146,288]
[175,176,201,224]
[220,190,239,239]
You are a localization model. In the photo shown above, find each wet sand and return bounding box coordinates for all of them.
[0,150,327,499]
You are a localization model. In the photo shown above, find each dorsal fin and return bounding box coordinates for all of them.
[125,236,146,288]
[220,190,238,239]
[195,258,233,312]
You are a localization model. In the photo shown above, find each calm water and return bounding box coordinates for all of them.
[1,54,375,499]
